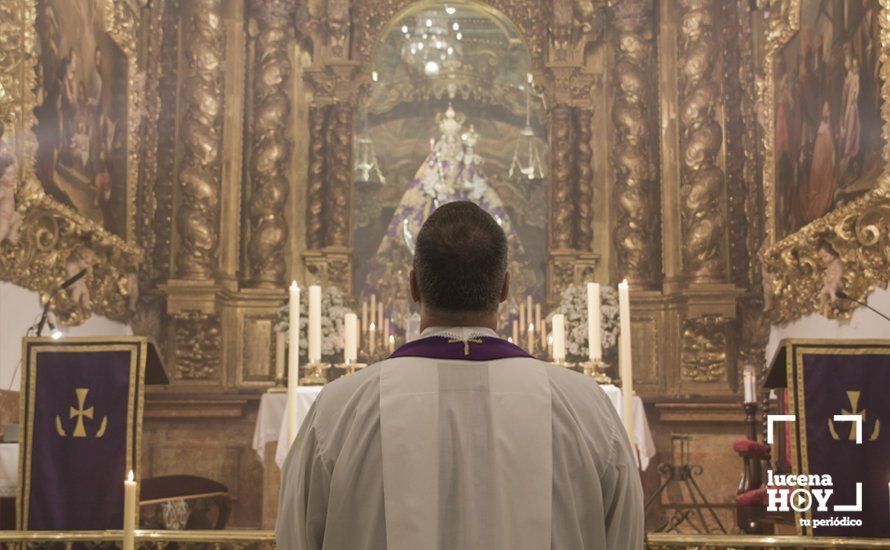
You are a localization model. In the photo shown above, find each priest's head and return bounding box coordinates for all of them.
[410,201,509,329]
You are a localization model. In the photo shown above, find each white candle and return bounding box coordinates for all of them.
[123,470,137,550]
[587,282,602,361]
[370,294,377,335]
[308,285,322,363]
[519,304,526,334]
[388,334,395,353]
[512,320,519,344]
[344,313,357,363]
[287,282,301,444]
[361,300,368,334]
[527,295,533,327]
[618,279,634,441]
[383,318,390,344]
[552,313,566,362]
[744,368,756,404]
[527,323,535,355]
[275,331,285,381]
[535,304,543,348]
[369,322,376,356]
[377,303,384,335]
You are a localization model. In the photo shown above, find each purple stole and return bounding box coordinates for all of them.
[388,335,532,361]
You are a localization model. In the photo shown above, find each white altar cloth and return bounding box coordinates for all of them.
[0,443,18,498]
[252,382,656,470]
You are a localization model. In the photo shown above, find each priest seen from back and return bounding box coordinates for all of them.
[276,201,644,550]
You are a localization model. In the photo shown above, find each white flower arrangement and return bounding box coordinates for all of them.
[552,283,620,363]
[275,286,355,361]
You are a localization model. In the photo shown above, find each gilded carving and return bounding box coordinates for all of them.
[679,0,726,282]
[0,0,147,324]
[759,0,890,322]
[172,311,221,381]
[550,104,575,249]
[306,105,327,249]
[575,108,594,251]
[176,0,224,279]
[611,0,660,287]
[325,103,352,247]
[681,315,728,383]
[247,0,292,286]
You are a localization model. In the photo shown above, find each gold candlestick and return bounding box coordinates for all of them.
[579,359,612,384]
[299,361,329,386]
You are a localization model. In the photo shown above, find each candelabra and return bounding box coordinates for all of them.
[299,362,329,386]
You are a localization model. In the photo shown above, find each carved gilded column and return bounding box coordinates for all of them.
[678,0,727,282]
[611,0,660,287]
[550,104,575,249]
[325,102,352,247]
[176,0,225,278]
[247,0,292,286]
[306,105,327,249]
[575,108,594,251]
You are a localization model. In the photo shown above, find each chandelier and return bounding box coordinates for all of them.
[399,10,463,76]
[509,75,546,181]
[354,110,385,184]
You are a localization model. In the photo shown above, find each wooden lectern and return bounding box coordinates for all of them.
[765,339,890,538]
[17,337,167,530]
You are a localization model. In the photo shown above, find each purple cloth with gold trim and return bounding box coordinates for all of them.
[20,341,142,530]
[389,335,533,362]
[785,342,890,538]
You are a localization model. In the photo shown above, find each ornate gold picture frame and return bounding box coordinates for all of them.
[0,0,153,324]
[760,0,890,323]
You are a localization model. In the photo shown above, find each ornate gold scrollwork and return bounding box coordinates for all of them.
[172,311,221,381]
[247,0,292,287]
[678,0,726,282]
[176,0,225,279]
[550,104,575,250]
[611,0,660,288]
[680,314,728,383]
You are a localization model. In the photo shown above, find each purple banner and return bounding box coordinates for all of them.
[21,343,140,530]
[795,348,890,537]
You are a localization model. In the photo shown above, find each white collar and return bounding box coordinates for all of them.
[420,326,499,341]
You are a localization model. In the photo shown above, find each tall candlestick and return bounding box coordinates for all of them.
[369,322,376,356]
[527,323,535,355]
[287,282,301,444]
[308,285,322,363]
[587,282,602,361]
[552,313,566,362]
[275,331,285,382]
[344,313,357,363]
[123,470,137,550]
[512,320,519,344]
[618,279,634,441]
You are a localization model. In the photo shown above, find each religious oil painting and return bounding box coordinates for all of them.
[352,2,548,336]
[33,0,129,237]
[773,0,884,240]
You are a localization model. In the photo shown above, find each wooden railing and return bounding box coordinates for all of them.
[0,531,888,549]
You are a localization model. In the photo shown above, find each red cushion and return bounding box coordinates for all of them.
[736,486,768,507]
[733,439,769,460]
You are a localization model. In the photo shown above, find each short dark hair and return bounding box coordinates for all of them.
[413,201,508,312]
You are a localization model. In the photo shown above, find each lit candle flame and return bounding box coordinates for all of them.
[127,470,134,482]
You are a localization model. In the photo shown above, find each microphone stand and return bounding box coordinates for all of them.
[35,268,88,337]
[835,290,890,322]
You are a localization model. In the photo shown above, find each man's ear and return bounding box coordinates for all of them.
[410,270,421,303]
[499,271,510,303]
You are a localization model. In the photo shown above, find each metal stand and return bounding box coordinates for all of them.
[644,435,727,534]
[299,362,329,386]
[579,359,611,384]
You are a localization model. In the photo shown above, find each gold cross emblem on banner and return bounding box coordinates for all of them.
[448,338,483,356]
[55,388,108,438]
[828,390,880,442]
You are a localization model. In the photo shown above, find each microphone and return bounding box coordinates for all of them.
[35,268,89,337]
[834,290,890,323]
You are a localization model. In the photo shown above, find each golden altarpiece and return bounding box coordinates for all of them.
[1,0,888,529]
